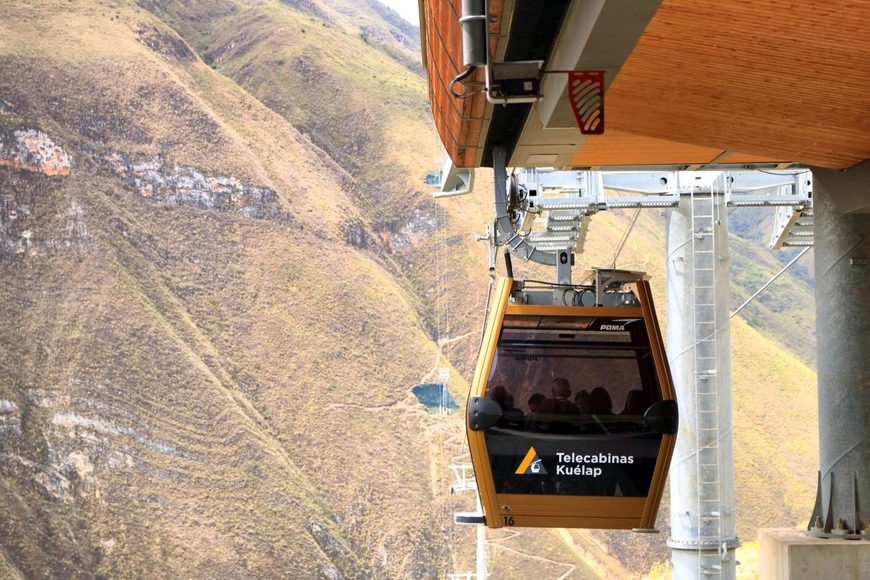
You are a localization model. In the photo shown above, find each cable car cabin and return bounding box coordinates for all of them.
[466,274,677,530]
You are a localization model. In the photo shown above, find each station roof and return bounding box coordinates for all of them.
[420,0,870,171]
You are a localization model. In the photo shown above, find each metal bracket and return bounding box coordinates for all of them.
[435,152,475,198]
[644,400,679,435]
[486,60,544,104]
[493,147,558,266]
[454,512,486,525]
[587,268,647,306]
[467,396,503,431]
[770,203,813,249]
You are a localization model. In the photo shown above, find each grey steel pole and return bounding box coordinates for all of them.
[666,192,738,578]
[809,180,870,534]
[460,0,487,67]
[475,494,487,580]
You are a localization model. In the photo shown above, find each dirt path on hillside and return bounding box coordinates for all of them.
[488,529,578,579]
[557,529,630,579]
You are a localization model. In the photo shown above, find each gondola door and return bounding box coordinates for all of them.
[466,277,678,529]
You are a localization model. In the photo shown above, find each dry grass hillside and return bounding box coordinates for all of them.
[0,1,819,578]
[0,1,477,576]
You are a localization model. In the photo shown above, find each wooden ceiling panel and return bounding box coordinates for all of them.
[572,130,725,166]
[422,0,868,169]
[722,152,782,164]
[422,0,504,167]
[603,0,870,169]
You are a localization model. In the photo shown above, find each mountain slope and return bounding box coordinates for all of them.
[137,0,493,380]
[0,2,460,576]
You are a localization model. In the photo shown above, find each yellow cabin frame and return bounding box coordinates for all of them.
[467,277,677,530]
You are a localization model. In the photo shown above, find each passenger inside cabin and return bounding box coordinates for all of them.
[536,379,581,434]
[527,393,545,415]
[525,393,545,431]
[590,386,613,415]
[487,384,523,427]
[574,390,593,415]
[503,392,522,417]
[539,378,581,415]
[488,384,508,407]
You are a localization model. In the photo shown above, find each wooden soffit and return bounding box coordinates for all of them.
[579,0,870,170]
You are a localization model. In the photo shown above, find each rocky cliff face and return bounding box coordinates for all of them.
[0,130,293,257]
[0,400,21,437]
[99,152,292,222]
[0,130,87,256]
[0,129,72,176]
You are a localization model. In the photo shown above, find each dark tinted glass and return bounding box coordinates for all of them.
[483,315,664,497]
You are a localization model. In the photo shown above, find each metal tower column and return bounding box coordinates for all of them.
[809,168,870,535]
[475,495,487,580]
[666,190,739,578]
[449,465,488,580]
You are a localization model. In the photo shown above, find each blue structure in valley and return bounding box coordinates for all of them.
[412,383,458,412]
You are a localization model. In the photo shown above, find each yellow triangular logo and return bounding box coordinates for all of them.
[515,446,547,475]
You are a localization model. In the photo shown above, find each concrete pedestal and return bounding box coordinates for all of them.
[759,528,870,580]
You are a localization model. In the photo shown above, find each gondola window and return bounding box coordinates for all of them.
[482,315,663,498]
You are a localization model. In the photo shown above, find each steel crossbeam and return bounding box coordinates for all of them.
[500,169,814,262]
